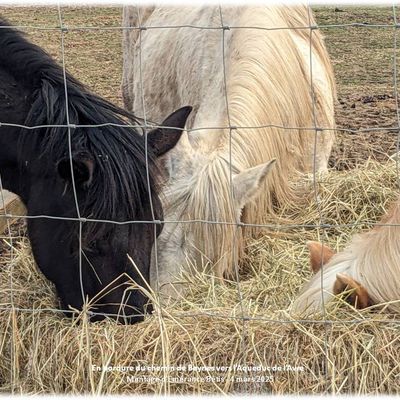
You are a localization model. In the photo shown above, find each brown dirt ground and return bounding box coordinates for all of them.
[316,6,400,169]
[2,6,400,170]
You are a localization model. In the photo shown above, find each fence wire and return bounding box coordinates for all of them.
[1,3,400,394]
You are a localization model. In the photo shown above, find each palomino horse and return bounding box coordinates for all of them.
[0,18,191,323]
[292,199,400,315]
[122,6,336,296]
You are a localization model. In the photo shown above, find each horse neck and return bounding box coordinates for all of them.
[351,198,400,309]
[196,8,324,217]
[293,198,400,315]
[291,251,356,316]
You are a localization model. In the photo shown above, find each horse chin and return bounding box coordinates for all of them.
[88,312,145,325]
[90,299,153,324]
[59,301,153,325]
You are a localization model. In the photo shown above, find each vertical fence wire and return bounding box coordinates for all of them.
[57,4,91,393]
[218,6,249,389]
[393,4,400,192]
[306,5,331,392]
[135,7,170,394]
[57,4,85,308]
[135,6,162,315]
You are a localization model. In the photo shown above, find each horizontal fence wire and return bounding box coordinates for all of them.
[2,305,400,325]
[2,121,400,136]
[0,22,398,31]
[2,215,400,230]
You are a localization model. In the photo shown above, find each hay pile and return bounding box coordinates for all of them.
[0,159,399,394]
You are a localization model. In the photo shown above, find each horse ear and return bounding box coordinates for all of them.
[307,241,335,274]
[232,159,276,209]
[147,106,192,157]
[333,273,371,309]
[57,154,94,188]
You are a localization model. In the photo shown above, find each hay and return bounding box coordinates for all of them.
[1,159,400,394]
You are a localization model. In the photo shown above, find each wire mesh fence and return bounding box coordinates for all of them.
[1,3,400,394]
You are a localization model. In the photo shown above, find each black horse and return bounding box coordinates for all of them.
[0,18,191,323]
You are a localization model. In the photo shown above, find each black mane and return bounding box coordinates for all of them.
[0,18,160,242]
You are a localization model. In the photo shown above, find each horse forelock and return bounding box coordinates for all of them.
[0,18,161,245]
[22,90,161,245]
[164,154,243,277]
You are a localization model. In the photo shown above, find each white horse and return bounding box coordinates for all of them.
[122,6,336,296]
[292,199,400,315]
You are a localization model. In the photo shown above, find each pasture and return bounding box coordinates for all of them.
[0,5,399,394]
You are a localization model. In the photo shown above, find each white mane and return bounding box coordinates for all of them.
[122,5,336,294]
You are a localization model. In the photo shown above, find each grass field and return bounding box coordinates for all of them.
[0,5,400,395]
[3,5,400,168]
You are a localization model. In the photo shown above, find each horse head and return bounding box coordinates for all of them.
[306,241,372,310]
[0,18,193,323]
[150,131,276,297]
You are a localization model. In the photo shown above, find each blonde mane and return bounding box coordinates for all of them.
[163,153,242,278]
[292,199,400,315]
[183,6,336,269]
[122,5,336,283]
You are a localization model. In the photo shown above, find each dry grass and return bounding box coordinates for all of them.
[1,159,400,394]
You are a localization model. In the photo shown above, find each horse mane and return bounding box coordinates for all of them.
[0,18,160,243]
[177,5,335,253]
[165,153,242,278]
[216,5,335,223]
[292,199,400,315]
[159,5,336,277]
